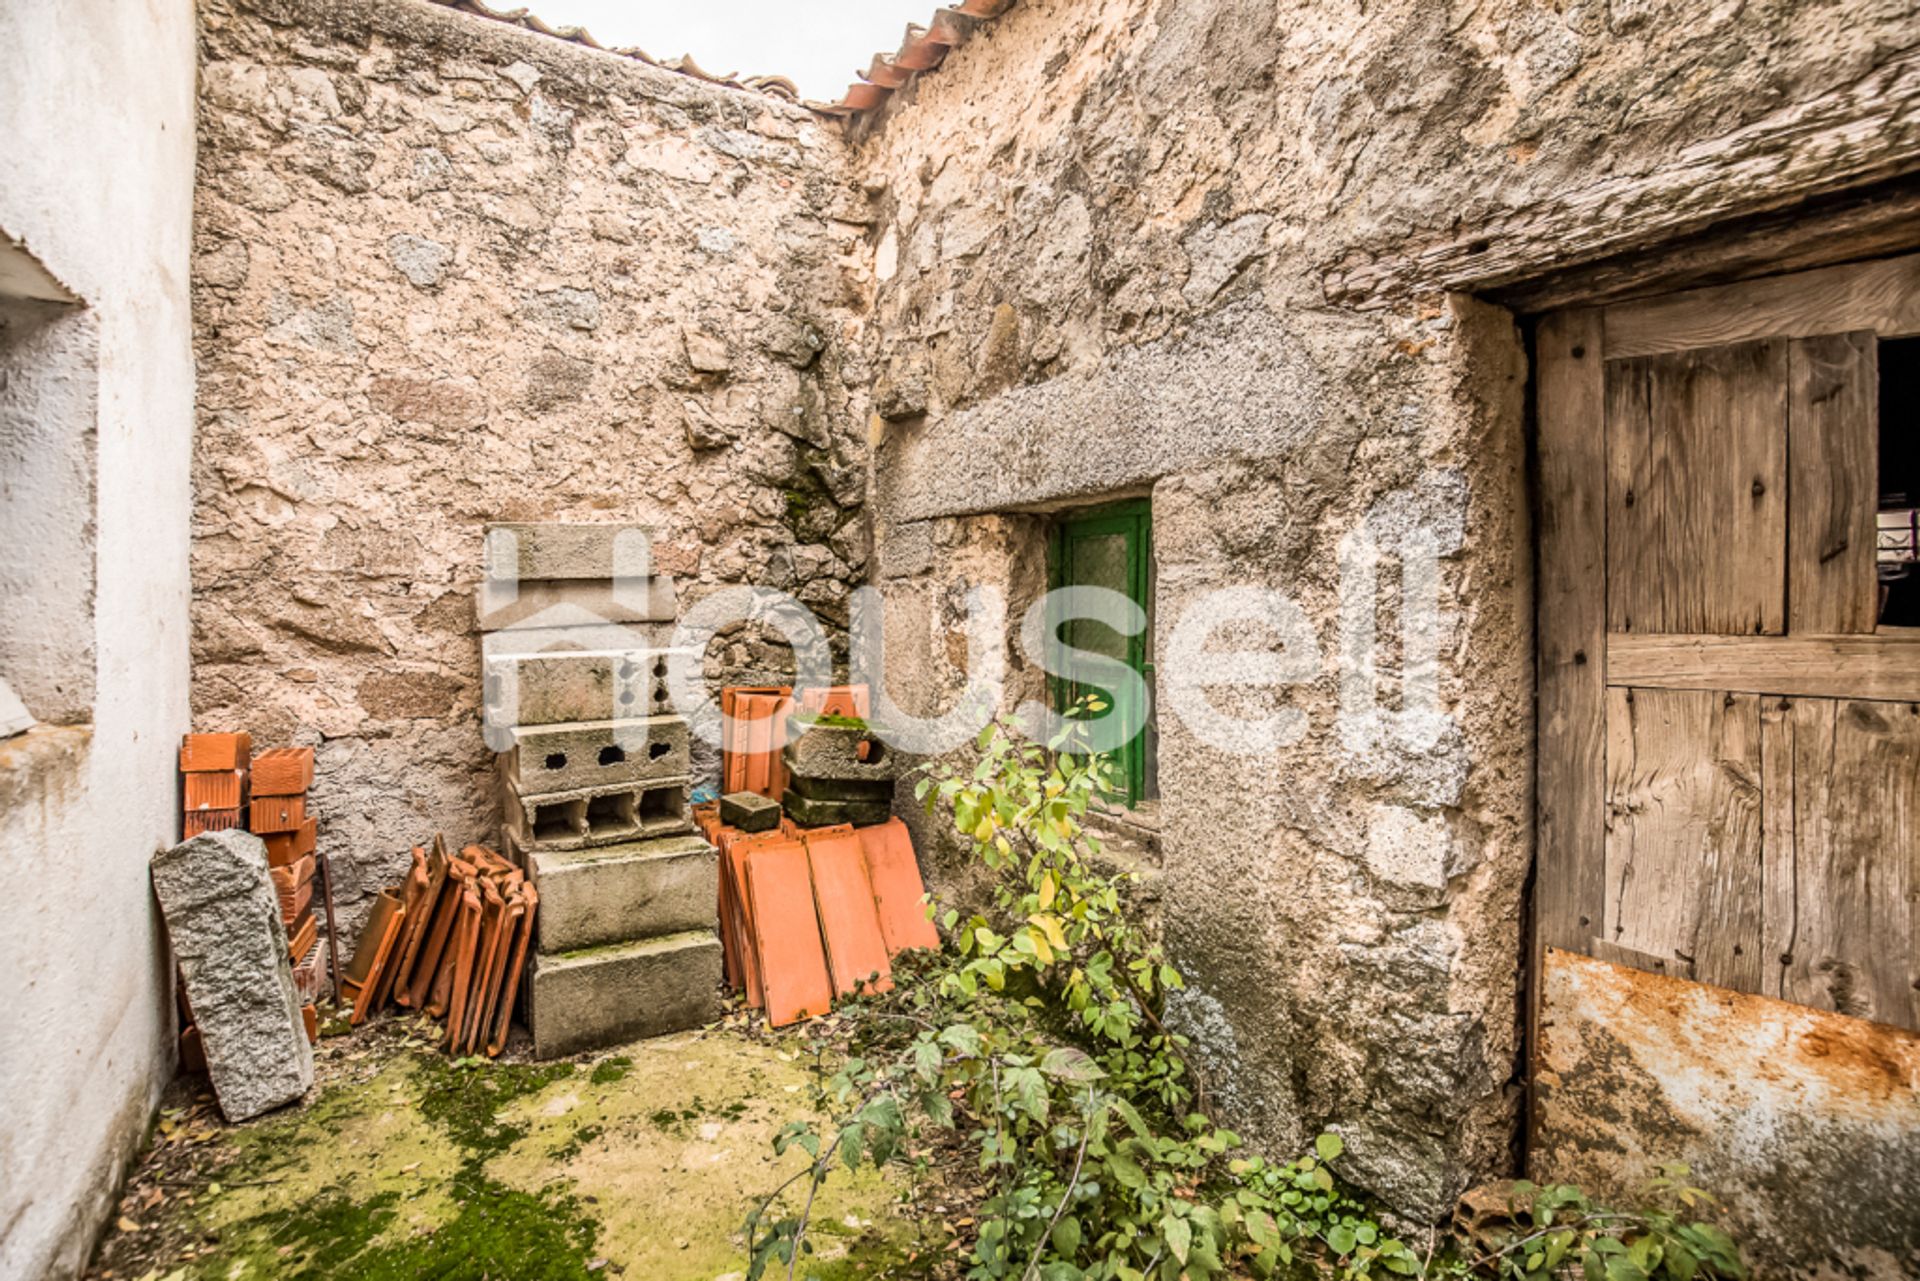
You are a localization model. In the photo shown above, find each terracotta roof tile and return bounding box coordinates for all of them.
[423,0,804,103]
[424,0,1014,122]
[820,1,1015,118]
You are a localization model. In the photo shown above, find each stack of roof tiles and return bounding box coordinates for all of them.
[342,836,536,1057]
[700,683,938,1026]
[177,735,326,1061]
[696,802,937,1028]
[422,0,1015,122]
[479,523,722,1058]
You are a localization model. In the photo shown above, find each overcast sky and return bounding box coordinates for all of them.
[524,1,937,101]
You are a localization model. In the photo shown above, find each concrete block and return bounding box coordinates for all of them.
[475,576,678,632]
[503,774,695,851]
[782,790,892,828]
[484,522,655,581]
[532,833,717,952]
[503,715,691,793]
[783,718,900,785]
[528,930,722,1058]
[149,830,313,1121]
[787,774,894,804]
[483,645,690,728]
[719,790,781,833]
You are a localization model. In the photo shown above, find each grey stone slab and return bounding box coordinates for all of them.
[484,522,655,581]
[782,790,892,829]
[150,830,313,1122]
[480,623,678,657]
[504,715,691,793]
[483,646,690,728]
[786,773,893,804]
[718,790,781,832]
[783,720,900,784]
[528,930,722,1058]
[502,772,695,851]
[474,576,678,632]
[532,833,717,953]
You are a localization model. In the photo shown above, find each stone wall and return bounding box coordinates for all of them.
[0,1,200,1276]
[191,0,875,928]
[851,0,1916,1218]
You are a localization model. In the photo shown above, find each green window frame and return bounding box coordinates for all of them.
[1047,499,1155,808]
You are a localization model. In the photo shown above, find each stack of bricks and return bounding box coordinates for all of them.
[478,523,722,1059]
[177,735,325,1052]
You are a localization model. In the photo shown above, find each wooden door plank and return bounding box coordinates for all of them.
[1603,687,1766,993]
[1605,252,1920,358]
[1607,632,1920,701]
[1758,695,1796,1006]
[1788,331,1880,634]
[1773,697,1920,1031]
[1536,308,1609,954]
[1605,341,1788,635]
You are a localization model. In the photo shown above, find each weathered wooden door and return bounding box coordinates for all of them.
[1531,252,1920,1275]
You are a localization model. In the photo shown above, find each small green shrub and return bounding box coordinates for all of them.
[745,706,1747,1281]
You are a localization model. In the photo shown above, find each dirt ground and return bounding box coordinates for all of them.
[86,1007,975,1280]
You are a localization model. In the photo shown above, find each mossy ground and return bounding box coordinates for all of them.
[88,1014,959,1280]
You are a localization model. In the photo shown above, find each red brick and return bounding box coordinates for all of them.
[280,878,314,927]
[179,731,251,773]
[183,768,246,812]
[287,911,317,963]
[251,747,314,797]
[250,794,307,833]
[269,854,315,896]
[294,816,317,856]
[183,808,243,837]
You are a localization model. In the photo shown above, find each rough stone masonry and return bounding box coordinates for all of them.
[185,0,1920,1233]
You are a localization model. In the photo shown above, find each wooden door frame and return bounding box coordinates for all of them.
[1524,240,1920,1165]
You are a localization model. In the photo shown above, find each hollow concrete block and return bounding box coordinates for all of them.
[503,715,691,794]
[531,833,717,953]
[528,931,722,1058]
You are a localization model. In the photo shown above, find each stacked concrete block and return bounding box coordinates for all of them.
[782,714,901,828]
[477,523,720,1058]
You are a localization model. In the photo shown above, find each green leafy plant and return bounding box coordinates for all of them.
[743,705,1747,1281]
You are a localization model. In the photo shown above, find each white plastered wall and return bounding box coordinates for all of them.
[0,2,200,1276]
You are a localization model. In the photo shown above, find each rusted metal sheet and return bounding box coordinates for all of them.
[1534,947,1920,1279]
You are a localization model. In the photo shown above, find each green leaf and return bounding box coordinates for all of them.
[1040,1046,1105,1083]
[1051,1214,1082,1257]
[1314,1133,1345,1163]
[1162,1213,1191,1265]
[1326,1224,1357,1255]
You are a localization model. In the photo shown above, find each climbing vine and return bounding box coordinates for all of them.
[746,704,1748,1281]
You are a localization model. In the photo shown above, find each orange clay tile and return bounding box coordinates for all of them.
[796,684,870,719]
[722,686,792,799]
[721,828,797,1008]
[391,842,448,1003]
[350,889,407,1026]
[411,855,475,1011]
[802,825,893,998]
[179,731,251,773]
[280,878,314,928]
[250,794,306,833]
[857,819,941,955]
[302,1004,319,1043]
[342,890,401,1001]
[270,854,315,896]
[743,841,835,1028]
[287,911,318,965]
[370,851,431,1012]
[183,768,246,812]
[487,882,537,1057]
[250,746,314,796]
[462,881,506,1056]
[443,886,483,1050]
[183,808,243,837]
